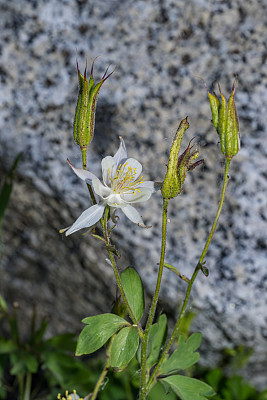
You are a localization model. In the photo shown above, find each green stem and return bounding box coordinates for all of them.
[139,198,169,400]
[81,148,97,205]
[23,372,32,400]
[102,207,143,338]
[18,372,24,400]
[90,338,114,400]
[147,158,231,391]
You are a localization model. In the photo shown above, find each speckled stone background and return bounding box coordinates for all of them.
[0,0,266,389]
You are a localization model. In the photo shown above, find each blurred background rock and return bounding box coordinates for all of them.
[0,0,266,389]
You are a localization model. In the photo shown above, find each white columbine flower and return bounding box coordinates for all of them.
[64,137,154,236]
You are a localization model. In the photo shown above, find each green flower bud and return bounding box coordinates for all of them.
[161,117,189,199]
[206,78,240,159]
[73,57,116,166]
[161,118,204,199]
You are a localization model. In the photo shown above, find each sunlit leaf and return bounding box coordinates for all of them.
[161,375,215,400]
[76,314,129,356]
[160,333,202,375]
[147,314,168,370]
[121,268,144,321]
[110,326,139,369]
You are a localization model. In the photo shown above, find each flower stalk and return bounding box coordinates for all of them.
[140,198,169,399]
[147,157,231,392]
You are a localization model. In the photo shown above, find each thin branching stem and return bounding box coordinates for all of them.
[90,337,114,400]
[101,207,144,338]
[147,158,231,391]
[139,198,169,400]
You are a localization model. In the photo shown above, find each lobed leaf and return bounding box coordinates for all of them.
[121,268,144,321]
[160,333,202,375]
[161,375,215,400]
[147,314,168,370]
[76,313,129,356]
[110,326,139,370]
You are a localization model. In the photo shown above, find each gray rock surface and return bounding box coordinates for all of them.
[0,0,266,389]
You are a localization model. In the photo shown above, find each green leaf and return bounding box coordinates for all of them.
[10,351,38,375]
[110,326,139,370]
[161,375,216,400]
[147,314,168,370]
[0,296,7,313]
[147,382,177,400]
[160,333,202,375]
[120,268,144,321]
[0,338,16,354]
[44,333,76,352]
[76,314,129,356]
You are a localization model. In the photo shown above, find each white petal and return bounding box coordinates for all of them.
[121,205,146,226]
[101,156,116,185]
[121,158,142,180]
[137,181,156,192]
[65,204,105,236]
[113,136,127,167]
[106,193,126,207]
[121,187,153,203]
[92,178,112,198]
[67,159,98,182]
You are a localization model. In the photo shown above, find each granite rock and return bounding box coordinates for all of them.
[0,0,266,389]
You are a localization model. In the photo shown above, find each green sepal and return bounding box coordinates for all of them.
[208,91,221,131]
[76,314,129,356]
[218,89,228,155]
[161,117,189,199]
[159,333,202,375]
[225,81,240,158]
[161,375,216,400]
[121,267,145,322]
[110,326,139,370]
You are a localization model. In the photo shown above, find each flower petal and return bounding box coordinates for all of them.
[137,180,156,192]
[65,204,105,236]
[121,158,142,180]
[67,159,98,182]
[121,187,153,203]
[106,193,126,207]
[113,136,127,167]
[101,156,117,185]
[121,205,146,227]
[92,178,112,198]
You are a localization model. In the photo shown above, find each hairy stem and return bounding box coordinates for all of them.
[23,372,32,400]
[147,158,231,391]
[139,198,169,400]
[102,207,143,338]
[82,148,97,204]
[90,337,114,400]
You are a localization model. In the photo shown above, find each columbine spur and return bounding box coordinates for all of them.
[63,137,154,235]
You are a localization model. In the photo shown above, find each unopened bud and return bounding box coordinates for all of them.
[161,117,189,199]
[162,118,203,199]
[205,78,240,159]
[73,57,116,165]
